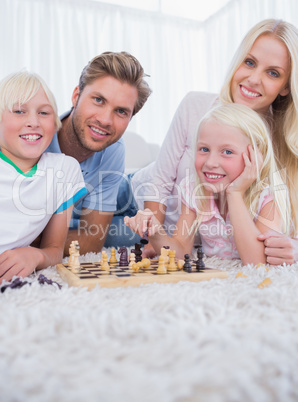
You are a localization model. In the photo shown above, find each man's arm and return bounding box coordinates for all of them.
[64,208,113,256]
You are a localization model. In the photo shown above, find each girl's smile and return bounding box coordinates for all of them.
[195,120,251,194]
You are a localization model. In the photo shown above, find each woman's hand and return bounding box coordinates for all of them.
[226,145,263,196]
[0,247,43,284]
[258,230,298,265]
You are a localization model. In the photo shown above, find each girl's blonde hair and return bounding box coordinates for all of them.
[220,19,298,236]
[0,70,61,130]
[193,103,291,236]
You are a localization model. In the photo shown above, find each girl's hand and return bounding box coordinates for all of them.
[0,247,43,284]
[226,145,263,196]
[124,209,161,238]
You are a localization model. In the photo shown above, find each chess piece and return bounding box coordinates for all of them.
[132,243,142,262]
[71,242,81,273]
[101,251,110,271]
[156,255,167,274]
[68,240,78,268]
[167,250,177,271]
[109,248,118,264]
[177,260,184,270]
[183,254,192,273]
[129,252,136,268]
[160,247,170,266]
[140,258,151,270]
[196,243,205,271]
[118,246,129,266]
[131,262,140,272]
[140,229,149,245]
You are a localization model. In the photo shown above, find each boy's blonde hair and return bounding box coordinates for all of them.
[0,70,61,130]
[194,103,291,236]
[220,19,298,235]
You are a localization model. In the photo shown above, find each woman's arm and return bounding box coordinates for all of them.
[257,231,298,265]
[0,207,73,283]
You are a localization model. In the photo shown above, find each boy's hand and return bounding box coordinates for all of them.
[124,208,161,238]
[0,247,43,284]
[227,145,263,196]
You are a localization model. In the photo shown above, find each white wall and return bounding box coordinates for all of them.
[0,0,297,145]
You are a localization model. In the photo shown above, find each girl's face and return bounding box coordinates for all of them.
[0,87,57,171]
[195,120,251,194]
[231,34,291,114]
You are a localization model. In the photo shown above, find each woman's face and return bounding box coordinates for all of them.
[231,34,291,115]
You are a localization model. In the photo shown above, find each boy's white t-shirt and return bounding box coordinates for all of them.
[0,152,87,254]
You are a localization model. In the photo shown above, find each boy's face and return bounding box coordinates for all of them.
[70,75,138,153]
[195,120,251,194]
[0,87,57,171]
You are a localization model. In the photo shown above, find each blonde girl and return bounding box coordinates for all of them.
[125,104,290,265]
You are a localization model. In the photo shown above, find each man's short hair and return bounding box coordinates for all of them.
[78,51,152,115]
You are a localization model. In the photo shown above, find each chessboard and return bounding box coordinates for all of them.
[56,259,227,289]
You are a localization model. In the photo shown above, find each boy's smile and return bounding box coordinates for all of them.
[0,87,57,172]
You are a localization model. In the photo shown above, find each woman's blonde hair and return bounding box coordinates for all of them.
[0,70,61,130]
[193,103,291,236]
[220,19,298,236]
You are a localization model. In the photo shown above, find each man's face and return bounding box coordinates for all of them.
[71,75,138,152]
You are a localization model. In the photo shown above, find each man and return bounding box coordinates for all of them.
[47,51,152,255]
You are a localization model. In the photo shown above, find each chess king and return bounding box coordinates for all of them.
[45,52,152,256]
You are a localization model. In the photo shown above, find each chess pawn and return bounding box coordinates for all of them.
[167,250,177,271]
[129,252,136,268]
[100,250,107,266]
[183,254,192,273]
[109,248,118,264]
[156,255,167,274]
[101,252,110,271]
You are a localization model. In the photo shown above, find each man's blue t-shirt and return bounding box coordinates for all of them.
[46,111,125,228]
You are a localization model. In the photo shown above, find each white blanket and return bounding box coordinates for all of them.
[1,251,298,402]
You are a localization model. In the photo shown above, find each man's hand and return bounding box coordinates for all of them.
[257,230,298,265]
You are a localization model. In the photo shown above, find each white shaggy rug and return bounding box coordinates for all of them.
[1,249,298,402]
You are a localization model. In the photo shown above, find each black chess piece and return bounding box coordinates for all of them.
[140,229,149,245]
[183,254,192,273]
[196,243,205,271]
[118,246,129,266]
[132,243,142,262]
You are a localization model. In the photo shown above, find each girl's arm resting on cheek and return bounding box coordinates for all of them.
[125,204,197,259]
[0,207,73,284]
[228,193,282,265]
